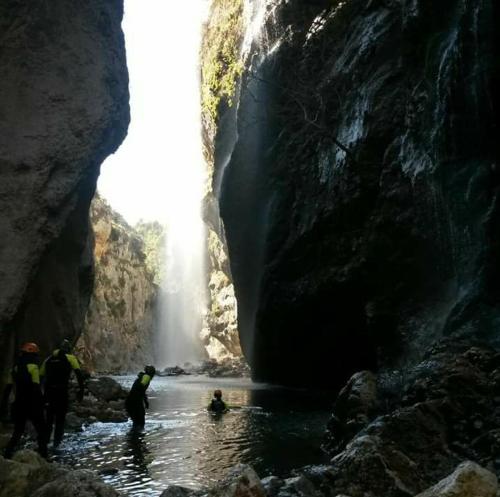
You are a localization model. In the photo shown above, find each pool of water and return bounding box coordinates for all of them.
[56,376,331,496]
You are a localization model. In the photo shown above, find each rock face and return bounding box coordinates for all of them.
[319,345,500,496]
[207,0,500,386]
[203,226,242,360]
[200,0,246,363]
[76,195,157,373]
[0,0,129,383]
[135,220,166,285]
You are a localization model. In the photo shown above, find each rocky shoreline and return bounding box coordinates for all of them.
[63,358,251,431]
[1,365,252,451]
[65,376,129,428]
[158,358,250,379]
[0,450,497,497]
[2,345,500,497]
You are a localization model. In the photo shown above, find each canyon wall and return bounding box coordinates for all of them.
[79,194,238,372]
[203,226,242,360]
[76,195,158,373]
[0,0,129,383]
[201,0,245,362]
[206,0,500,386]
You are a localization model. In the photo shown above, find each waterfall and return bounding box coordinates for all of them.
[156,0,209,368]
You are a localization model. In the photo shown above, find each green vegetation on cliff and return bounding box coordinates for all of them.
[201,0,244,131]
[135,220,166,284]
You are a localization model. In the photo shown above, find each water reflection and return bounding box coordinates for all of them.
[125,430,151,474]
[57,377,330,496]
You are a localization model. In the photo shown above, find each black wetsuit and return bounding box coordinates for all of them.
[3,355,48,459]
[42,350,84,446]
[125,372,152,428]
[208,398,227,413]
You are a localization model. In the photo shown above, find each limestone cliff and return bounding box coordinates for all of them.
[202,227,242,360]
[206,0,500,386]
[135,220,166,285]
[201,0,244,362]
[76,195,157,373]
[0,0,129,383]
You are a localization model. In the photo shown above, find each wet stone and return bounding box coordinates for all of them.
[87,377,127,402]
[65,412,84,432]
[414,461,497,497]
[160,485,197,497]
[261,476,285,497]
[32,469,122,497]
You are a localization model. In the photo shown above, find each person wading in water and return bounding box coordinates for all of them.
[125,366,156,429]
[207,389,228,413]
[40,339,85,448]
[1,342,48,459]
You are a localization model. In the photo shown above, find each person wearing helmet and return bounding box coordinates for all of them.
[40,338,85,447]
[1,342,48,459]
[207,389,228,413]
[125,366,156,429]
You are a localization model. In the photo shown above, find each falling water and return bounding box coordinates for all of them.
[157,0,209,368]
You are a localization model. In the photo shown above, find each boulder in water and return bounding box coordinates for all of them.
[64,412,85,432]
[69,377,128,424]
[0,449,122,497]
[261,476,284,497]
[32,469,122,497]
[279,475,323,497]
[158,366,188,377]
[160,485,196,497]
[94,407,128,423]
[87,377,127,402]
[326,370,379,453]
[193,358,250,378]
[209,465,265,497]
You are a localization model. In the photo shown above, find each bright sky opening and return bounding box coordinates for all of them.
[98,0,209,225]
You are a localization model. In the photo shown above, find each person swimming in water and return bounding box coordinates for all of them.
[207,389,228,413]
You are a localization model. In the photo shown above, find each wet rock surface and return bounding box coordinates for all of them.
[212,0,500,387]
[0,450,121,497]
[160,486,196,497]
[65,376,128,427]
[212,464,267,497]
[158,358,250,378]
[201,358,251,378]
[203,219,242,362]
[317,345,500,496]
[326,371,378,453]
[159,466,266,497]
[86,376,128,403]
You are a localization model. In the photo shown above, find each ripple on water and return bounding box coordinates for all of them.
[55,376,331,496]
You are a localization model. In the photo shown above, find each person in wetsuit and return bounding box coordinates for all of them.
[1,342,48,459]
[125,366,156,429]
[40,339,85,447]
[207,389,228,413]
